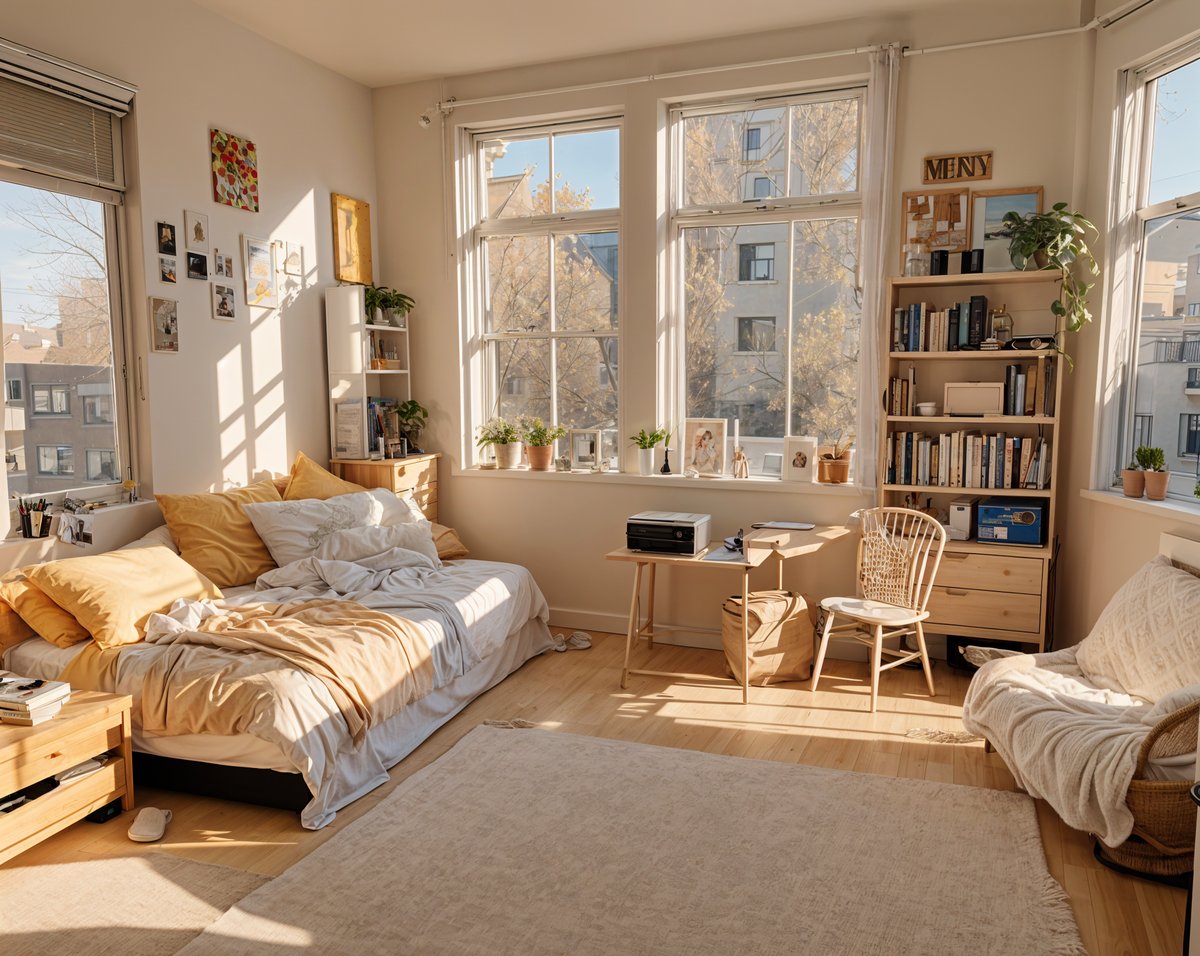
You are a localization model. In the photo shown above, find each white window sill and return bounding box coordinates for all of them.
[1079,488,1200,528]
[456,465,868,495]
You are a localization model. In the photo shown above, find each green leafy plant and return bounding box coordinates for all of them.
[393,400,428,452]
[629,426,671,449]
[519,416,566,447]
[1002,202,1099,333]
[1193,480,1200,499]
[475,416,521,446]
[362,284,415,321]
[821,432,854,461]
[1135,445,1165,472]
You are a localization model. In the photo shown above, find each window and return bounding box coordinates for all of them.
[675,90,864,465]
[469,120,620,451]
[85,449,117,481]
[737,317,777,353]
[5,380,20,402]
[36,445,73,476]
[82,392,114,425]
[1106,42,1200,500]
[738,243,775,281]
[31,384,70,415]
[743,127,762,161]
[751,176,774,200]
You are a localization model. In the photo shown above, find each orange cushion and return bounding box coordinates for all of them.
[284,451,367,501]
[0,570,90,648]
[431,524,469,560]
[0,598,36,652]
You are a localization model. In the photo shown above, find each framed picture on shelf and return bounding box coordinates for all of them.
[242,234,278,308]
[900,187,971,268]
[568,428,602,471]
[970,186,1044,272]
[683,418,726,476]
[783,436,818,483]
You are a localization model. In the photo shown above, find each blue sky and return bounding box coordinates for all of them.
[1149,55,1200,205]
[490,128,620,209]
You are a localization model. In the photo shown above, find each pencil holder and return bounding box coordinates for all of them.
[20,513,31,538]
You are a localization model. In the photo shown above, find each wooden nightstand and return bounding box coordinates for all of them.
[0,691,134,865]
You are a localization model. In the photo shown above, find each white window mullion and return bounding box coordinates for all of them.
[546,234,559,426]
[784,222,796,433]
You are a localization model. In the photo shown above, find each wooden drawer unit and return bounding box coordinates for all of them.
[0,692,133,865]
[934,551,1042,594]
[926,585,1042,634]
[331,453,440,522]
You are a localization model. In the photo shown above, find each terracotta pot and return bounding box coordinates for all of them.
[526,445,554,471]
[817,455,851,484]
[495,442,524,469]
[1120,469,1145,498]
[1144,470,1169,501]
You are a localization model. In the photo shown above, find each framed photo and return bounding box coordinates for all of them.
[186,252,207,280]
[211,282,236,321]
[970,186,1044,273]
[242,234,278,308]
[283,241,303,276]
[332,192,372,284]
[184,210,209,252]
[761,453,783,478]
[683,418,727,476]
[210,128,259,212]
[783,436,818,483]
[900,187,971,268]
[568,428,602,471]
[156,222,176,255]
[213,249,234,278]
[158,256,176,283]
[148,296,179,353]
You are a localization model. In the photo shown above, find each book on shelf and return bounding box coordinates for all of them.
[0,676,70,713]
[886,429,1051,491]
[0,700,64,726]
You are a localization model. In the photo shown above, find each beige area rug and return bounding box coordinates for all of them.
[0,852,266,955]
[180,727,1085,956]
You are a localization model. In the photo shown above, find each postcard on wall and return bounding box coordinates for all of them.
[159,256,177,283]
[684,418,727,477]
[242,234,278,308]
[186,252,208,280]
[212,282,236,321]
[149,296,179,353]
[184,210,209,251]
[213,249,234,278]
[283,241,302,276]
[211,127,259,212]
[900,187,970,268]
[156,222,176,255]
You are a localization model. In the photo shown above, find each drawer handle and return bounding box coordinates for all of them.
[945,588,969,597]
[49,751,63,759]
[942,552,969,560]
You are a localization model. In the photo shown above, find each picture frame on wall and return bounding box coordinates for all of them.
[186,252,207,280]
[970,186,1045,273]
[568,428,602,471]
[159,257,176,283]
[283,241,303,277]
[242,234,278,308]
[184,210,209,252]
[149,296,179,353]
[156,222,176,255]
[900,187,971,269]
[331,193,373,285]
[783,436,818,483]
[212,282,236,321]
[683,417,727,477]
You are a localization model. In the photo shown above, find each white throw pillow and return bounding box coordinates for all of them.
[369,488,429,527]
[118,524,180,554]
[1075,554,1200,702]
[241,491,383,567]
[315,523,440,568]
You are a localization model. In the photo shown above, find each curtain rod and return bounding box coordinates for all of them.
[428,0,1156,116]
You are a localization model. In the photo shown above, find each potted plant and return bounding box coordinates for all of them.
[817,433,853,484]
[521,417,566,471]
[1002,202,1099,335]
[476,417,523,469]
[362,285,415,327]
[1137,446,1169,500]
[393,399,428,454]
[1120,459,1145,499]
[629,426,671,476]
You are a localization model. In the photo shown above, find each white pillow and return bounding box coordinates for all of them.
[241,491,383,567]
[315,523,440,568]
[1075,554,1200,702]
[119,524,180,554]
[369,489,429,527]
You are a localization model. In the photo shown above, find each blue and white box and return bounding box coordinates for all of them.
[977,497,1046,546]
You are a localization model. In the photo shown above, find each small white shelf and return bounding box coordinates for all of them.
[886,415,1056,425]
[889,350,1060,360]
[884,483,1051,497]
[365,323,408,332]
[365,369,409,375]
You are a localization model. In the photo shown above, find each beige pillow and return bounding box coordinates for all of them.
[284,451,367,501]
[1075,554,1200,702]
[27,545,222,649]
[0,598,36,651]
[431,524,470,560]
[119,524,180,553]
[0,569,90,648]
[156,479,281,588]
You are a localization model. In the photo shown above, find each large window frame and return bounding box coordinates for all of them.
[463,116,622,463]
[668,87,866,467]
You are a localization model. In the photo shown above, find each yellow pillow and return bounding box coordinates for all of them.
[0,570,90,648]
[0,598,36,652]
[431,524,470,560]
[284,451,367,501]
[156,479,281,588]
[27,545,222,649]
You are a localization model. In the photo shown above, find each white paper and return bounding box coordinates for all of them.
[335,400,365,459]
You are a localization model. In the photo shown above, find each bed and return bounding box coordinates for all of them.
[0,456,555,829]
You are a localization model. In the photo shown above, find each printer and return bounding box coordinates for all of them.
[626,511,711,556]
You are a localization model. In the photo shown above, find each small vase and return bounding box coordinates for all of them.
[495,442,524,469]
[1120,469,1145,498]
[660,447,672,475]
[818,456,851,484]
[638,447,655,476]
[527,445,554,471]
[1144,470,1169,501]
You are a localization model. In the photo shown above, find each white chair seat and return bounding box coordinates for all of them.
[819,595,929,627]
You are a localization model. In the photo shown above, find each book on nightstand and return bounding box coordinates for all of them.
[0,677,71,725]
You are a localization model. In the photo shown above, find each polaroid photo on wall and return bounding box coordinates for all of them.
[159,256,177,283]
[149,296,179,353]
[157,222,176,255]
[284,241,302,276]
[212,282,236,321]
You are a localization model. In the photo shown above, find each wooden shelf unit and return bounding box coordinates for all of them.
[881,271,1064,650]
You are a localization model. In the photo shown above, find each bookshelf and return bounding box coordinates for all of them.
[325,285,412,460]
[880,270,1064,650]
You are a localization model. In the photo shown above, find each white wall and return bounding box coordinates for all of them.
[371,1,1090,641]
[2,0,377,495]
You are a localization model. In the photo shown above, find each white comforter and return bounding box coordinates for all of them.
[962,646,1200,846]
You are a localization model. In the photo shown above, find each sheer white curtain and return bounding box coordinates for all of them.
[855,43,901,490]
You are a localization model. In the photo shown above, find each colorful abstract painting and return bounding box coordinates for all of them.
[210,128,259,212]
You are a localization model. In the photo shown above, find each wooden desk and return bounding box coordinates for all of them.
[606,525,849,703]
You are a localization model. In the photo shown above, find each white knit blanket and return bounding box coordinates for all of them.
[962,646,1200,846]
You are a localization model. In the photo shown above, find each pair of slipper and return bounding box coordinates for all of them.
[551,631,592,653]
[127,807,172,843]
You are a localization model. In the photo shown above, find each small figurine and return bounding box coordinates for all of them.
[732,446,749,479]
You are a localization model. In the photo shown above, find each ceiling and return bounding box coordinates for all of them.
[191,0,965,88]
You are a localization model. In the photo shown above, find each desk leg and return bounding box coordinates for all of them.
[645,564,657,648]
[120,707,135,811]
[741,566,750,704]
[621,562,644,690]
[777,554,784,591]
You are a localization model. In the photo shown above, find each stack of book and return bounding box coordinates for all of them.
[886,429,1052,490]
[0,677,71,726]
[892,296,989,352]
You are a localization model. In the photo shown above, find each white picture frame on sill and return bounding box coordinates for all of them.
[568,428,602,471]
[783,436,818,482]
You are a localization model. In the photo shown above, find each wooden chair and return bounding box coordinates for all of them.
[812,507,946,712]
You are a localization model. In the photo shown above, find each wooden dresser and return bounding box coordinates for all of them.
[330,452,440,522]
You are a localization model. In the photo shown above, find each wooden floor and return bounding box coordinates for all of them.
[3,632,1188,955]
